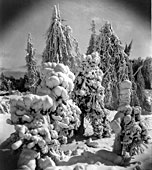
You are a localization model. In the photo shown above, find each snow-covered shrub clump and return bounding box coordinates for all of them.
[72,52,111,138]
[111,80,150,158]
[6,62,81,170]
[37,62,81,142]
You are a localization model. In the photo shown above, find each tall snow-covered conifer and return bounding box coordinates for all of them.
[25,33,38,92]
[42,5,81,73]
[86,20,97,55]
[95,22,129,109]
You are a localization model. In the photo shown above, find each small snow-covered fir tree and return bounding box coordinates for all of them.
[86,20,97,55]
[42,5,81,73]
[25,33,38,93]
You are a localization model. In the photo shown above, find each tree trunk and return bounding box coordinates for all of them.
[75,111,85,136]
[113,133,122,155]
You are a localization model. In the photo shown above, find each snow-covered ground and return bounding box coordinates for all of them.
[0,96,152,170]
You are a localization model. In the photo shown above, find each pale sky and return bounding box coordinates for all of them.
[0,0,151,69]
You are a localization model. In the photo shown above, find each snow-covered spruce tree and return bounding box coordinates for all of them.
[72,52,111,138]
[86,20,97,55]
[25,33,38,93]
[42,5,81,74]
[95,21,129,109]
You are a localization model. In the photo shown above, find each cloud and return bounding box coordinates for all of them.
[91,17,101,23]
[82,6,96,14]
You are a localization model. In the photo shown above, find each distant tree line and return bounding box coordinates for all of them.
[131,57,152,89]
[0,73,29,92]
[130,57,152,112]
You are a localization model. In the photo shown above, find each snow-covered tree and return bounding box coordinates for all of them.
[25,33,38,93]
[95,21,129,109]
[86,20,97,55]
[42,5,81,73]
[72,52,111,138]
